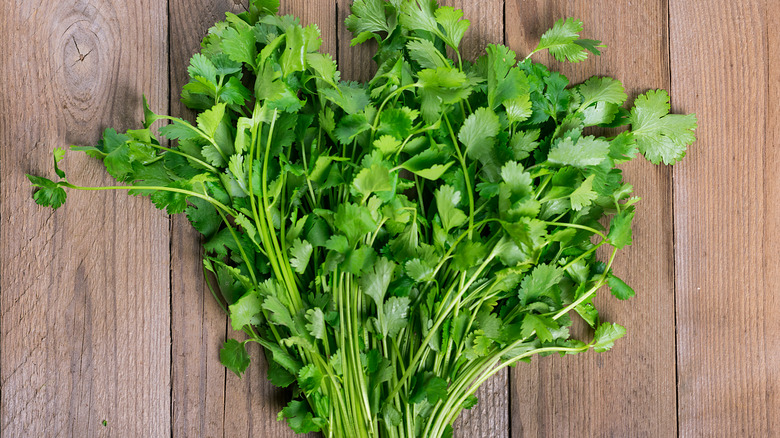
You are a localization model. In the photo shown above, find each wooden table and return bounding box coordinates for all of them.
[2,0,777,436]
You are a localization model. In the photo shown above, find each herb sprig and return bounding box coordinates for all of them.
[29,1,696,436]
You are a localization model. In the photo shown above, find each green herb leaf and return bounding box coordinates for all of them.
[607,273,635,300]
[592,322,627,352]
[630,89,697,165]
[220,339,251,377]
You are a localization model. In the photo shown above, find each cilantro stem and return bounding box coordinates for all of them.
[61,183,237,217]
[385,249,498,404]
[523,49,540,61]
[443,113,475,239]
[259,109,303,312]
[543,220,608,240]
[154,115,228,164]
[201,264,228,315]
[560,240,606,271]
[213,208,258,285]
[428,345,588,437]
[147,144,219,173]
[552,246,618,320]
[535,174,553,199]
[369,84,420,144]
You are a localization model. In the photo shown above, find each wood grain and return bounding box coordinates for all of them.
[0,0,170,436]
[670,0,780,435]
[506,1,678,436]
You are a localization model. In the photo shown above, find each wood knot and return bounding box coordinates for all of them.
[60,23,101,99]
[54,15,111,133]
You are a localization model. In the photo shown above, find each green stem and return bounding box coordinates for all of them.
[148,143,219,173]
[553,247,618,320]
[370,84,421,144]
[542,220,608,241]
[63,183,236,217]
[155,115,228,163]
[442,114,475,239]
[561,240,607,271]
[384,249,498,404]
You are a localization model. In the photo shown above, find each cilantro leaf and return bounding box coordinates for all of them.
[486,44,529,110]
[569,174,597,211]
[578,76,627,108]
[334,203,377,245]
[320,81,370,115]
[434,185,468,232]
[417,67,474,123]
[459,107,502,177]
[519,263,564,305]
[608,207,635,249]
[410,372,448,404]
[278,400,325,433]
[220,339,251,377]
[534,18,596,63]
[298,364,323,394]
[592,322,627,352]
[407,39,448,70]
[345,0,392,45]
[607,273,635,300]
[27,175,67,209]
[520,313,555,342]
[289,239,314,274]
[228,291,262,330]
[262,295,296,332]
[335,113,371,145]
[221,14,258,69]
[360,257,397,308]
[384,296,410,338]
[548,136,610,168]
[434,6,470,49]
[305,308,327,340]
[399,0,438,38]
[630,89,697,164]
[352,164,393,201]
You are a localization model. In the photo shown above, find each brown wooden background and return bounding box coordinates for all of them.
[1,0,778,436]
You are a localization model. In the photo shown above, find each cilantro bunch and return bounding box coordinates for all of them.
[28,0,696,437]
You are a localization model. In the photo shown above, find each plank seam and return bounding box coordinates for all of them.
[666,0,680,436]
[167,0,175,436]
[761,5,771,434]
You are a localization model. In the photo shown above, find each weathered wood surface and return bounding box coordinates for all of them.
[0,0,171,436]
[1,0,778,437]
[670,0,780,436]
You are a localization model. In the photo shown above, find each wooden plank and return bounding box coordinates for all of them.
[167,2,243,436]
[437,1,510,436]
[216,2,337,437]
[670,1,780,435]
[505,1,677,436]
[0,1,170,436]
[768,6,780,436]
